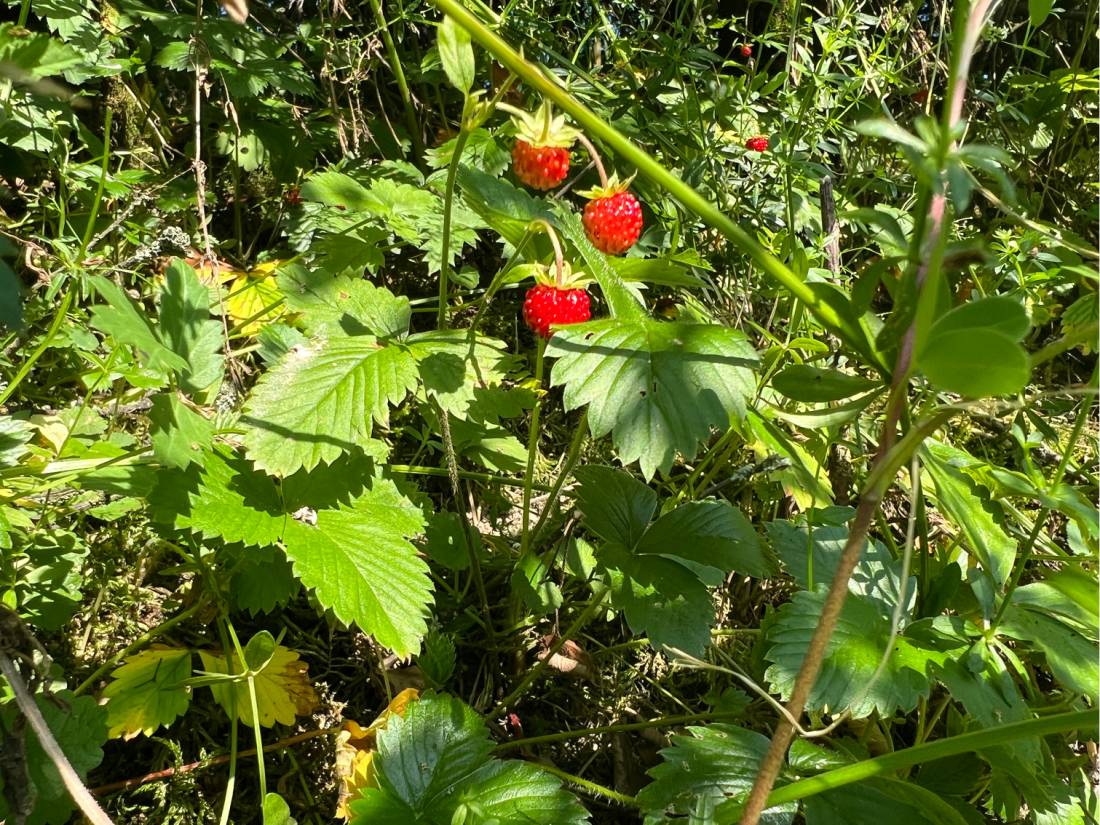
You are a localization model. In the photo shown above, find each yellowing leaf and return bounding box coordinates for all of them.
[224,272,286,336]
[335,688,419,818]
[197,644,319,727]
[102,645,193,740]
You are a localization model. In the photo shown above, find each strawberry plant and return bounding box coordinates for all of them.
[0,0,1096,823]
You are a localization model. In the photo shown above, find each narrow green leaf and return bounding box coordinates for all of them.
[772,365,878,402]
[438,14,475,93]
[1029,0,1054,27]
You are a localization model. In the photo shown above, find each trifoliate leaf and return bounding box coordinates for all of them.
[282,478,431,656]
[765,588,934,718]
[88,275,189,380]
[637,723,796,825]
[923,440,1016,586]
[148,393,214,469]
[241,333,418,477]
[0,692,107,825]
[198,642,320,727]
[547,319,757,479]
[102,645,193,739]
[157,259,225,394]
[350,693,588,824]
[575,466,774,654]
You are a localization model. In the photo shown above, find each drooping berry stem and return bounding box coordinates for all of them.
[575,132,609,188]
[531,219,565,285]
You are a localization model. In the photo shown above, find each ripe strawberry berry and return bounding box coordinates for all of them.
[522,263,592,339]
[509,101,580,190]
[745,135,769,152]
[738,44,753,58]
[581,177,643,255]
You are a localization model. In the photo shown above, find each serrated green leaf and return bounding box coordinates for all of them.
[228,545,301,615]
[102,645,193,739]
[438,14,474,93]
[574,464,658,548]
[350,694,588,824]
[88,275,189,379]
[282,478,431,656]
[241,333,418,477]
[157,258,230,395]
[923,440,1016,586]
[765,588,933,717]
[772,365,878,402]
[17,531,87,631]
[148,393,213,469]
[406,329,512,420]
[278,265,411,339]
[418,630,456,687]
[456,166,553,246]
[999,605,1099,699]
[547,318,758,479]
[426,128,510,176]
[637,724,796,825]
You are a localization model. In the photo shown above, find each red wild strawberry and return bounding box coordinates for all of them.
[580,174,643,255]
[745,135,769,152]
[738,44,753,58]
[285,187,301,205]
[509,101,581,190]
[522,263,592,339]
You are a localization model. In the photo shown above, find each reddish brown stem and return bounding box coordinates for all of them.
[575,132,609,188]
[89,726,341,796]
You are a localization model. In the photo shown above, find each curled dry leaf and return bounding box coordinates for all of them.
[537,634,595,681]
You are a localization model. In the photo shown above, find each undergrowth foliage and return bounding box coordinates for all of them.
[0,0,1096,823]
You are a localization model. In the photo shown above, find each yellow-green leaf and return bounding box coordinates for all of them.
[102,645,193,740]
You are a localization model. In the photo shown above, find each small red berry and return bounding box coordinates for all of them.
[738,44,753,58]
[513,140,571,190]
[523,283,591,339]
[285,187,301,205]
[745,135,769,152]
[583,191,643,255]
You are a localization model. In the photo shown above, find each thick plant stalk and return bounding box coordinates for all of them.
[0,652,115,825]
[737,3,996,822]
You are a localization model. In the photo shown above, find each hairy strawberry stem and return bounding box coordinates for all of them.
[530,219,565,284]
[574,131,609,188]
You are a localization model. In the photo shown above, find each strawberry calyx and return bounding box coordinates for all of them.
[531,261,592,290]
[576,172,637,201]
[508,100,581,148]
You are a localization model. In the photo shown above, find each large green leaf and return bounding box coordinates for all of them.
[765,589,934,718]
[157,259,225,394]
[636,724,797,824]
[241,333,418,477]
[278,266,412,339]
[918,327,1029,397]
[149,448,430,654]
[547,318,758,479]
[282,478,431,657]
[350,694,588,824]
[923,440,1016,586]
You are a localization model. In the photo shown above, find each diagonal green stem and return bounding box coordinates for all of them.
[428,0,876,369]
